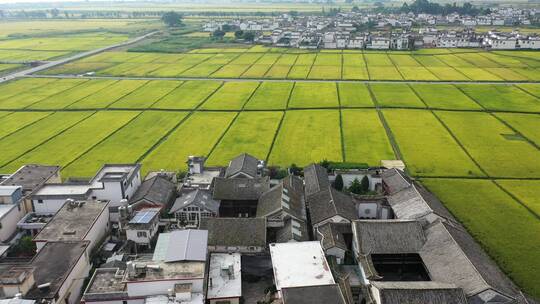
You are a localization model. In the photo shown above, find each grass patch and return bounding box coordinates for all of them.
[367,66,403,80]
[496,180,540,216]
[200,81,259,110]
[436,111,540,178]
[152,80,222,110]
[0,111,93,167]
[0,79,87,109]
[69,80,147,109]
[244,82,293,110]
[338,83,374,107]
[2,111,138,172]
[62,111,187,178]
[207,111,283,165]
[420,178,540,299]
[384,109,483,177]
[370,83,425,108]
[411,84,482,110]
[29,79,117,109]
[494,113,540,146]
[141,112,236,174]
[458,84,540,113]
[289,82,339,108]
[269,110,342,166]
[308,65,342,80]
[341,109,394,165]
[0,112,51,139]
[111,80,182,109]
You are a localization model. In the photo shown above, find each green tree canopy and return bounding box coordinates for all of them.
[334,174,344,191]
[161,11,183,27]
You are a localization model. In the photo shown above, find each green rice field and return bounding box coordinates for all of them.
[1,39,540,300]
[41,47,540,81]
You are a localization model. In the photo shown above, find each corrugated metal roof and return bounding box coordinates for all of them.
[154,230,208,263]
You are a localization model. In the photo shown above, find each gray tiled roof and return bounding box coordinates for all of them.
[381,168,411,194]
[387,185,434,221]
[169,189,219,214]
[276,218,308,243]
[130,176,176,208]
[225,153,259,178]
[281,284,346,304]
[200,217,266,247]
[317,222,350,251]
[353,220,425,254]
[212,176,270,201]
[308,187,358,226]
[370,281,468,304]
[303,164,330,198]
[256,176,305,220]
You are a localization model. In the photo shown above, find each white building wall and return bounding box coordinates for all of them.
[33,198,66,214]
[90,183,123,207]
[126,279,204,297]
[56,250,91,304]
[84,206,110,253]
[0,204,24,242]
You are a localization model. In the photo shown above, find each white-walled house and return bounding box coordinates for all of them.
[31,164,141,219]
[0,186,25,242]
[33,199,110,254]
[0,165,61,220]
[125,208,160,249]
[82,231,208,304]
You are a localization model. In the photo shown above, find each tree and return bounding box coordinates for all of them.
[349,178,362,194]
[289,163,301,176]
[222,24,232,32]
[243,32,255,41]
[161,11,183,27]
[361,176,370,193]
[319,159,330,169]
[235,30,244,39]
[212,29,226,40]
[352,5,360,12]
[51,8,59,18]
[334,174,344,191]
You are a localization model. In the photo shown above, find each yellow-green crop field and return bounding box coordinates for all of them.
[2,36,540,300]
[41,47,540,81]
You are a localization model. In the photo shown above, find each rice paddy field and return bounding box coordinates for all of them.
[2,34,540,299]
[41,47,540,81]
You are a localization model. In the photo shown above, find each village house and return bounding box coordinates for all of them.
[201,217,266,253]
[128,174,176,212]
[170,188,219,228]
[1,241,92,304]
[30,164,141,221]
[82,230,208,304]
[0,186,24,243]
[32,199,109,254]
[269,241,346,303]
[124,208,160,250]
[0,165,61,238]
[256,175,308,242]
[206,252,242,304]
[184,156,223,190]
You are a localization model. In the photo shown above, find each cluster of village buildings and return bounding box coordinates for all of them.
[204,8,540,50]
[0,154,534,304]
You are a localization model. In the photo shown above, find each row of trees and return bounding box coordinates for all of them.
[334,174,371,195]
[400,0,489,16]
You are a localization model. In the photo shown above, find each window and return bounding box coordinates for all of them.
[137,231,147,238]
[38,199,43,204]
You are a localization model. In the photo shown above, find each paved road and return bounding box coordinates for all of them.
[0,31,159,84]
[24,73,540,85]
